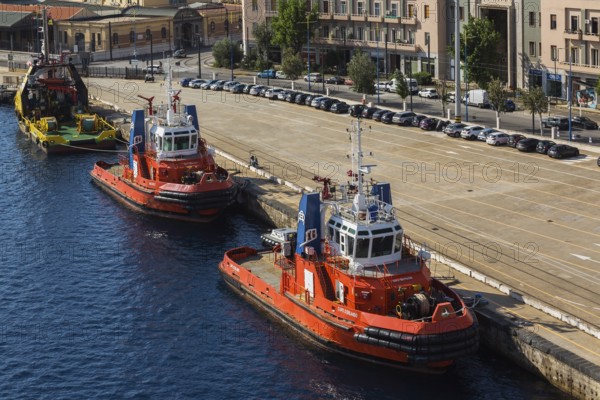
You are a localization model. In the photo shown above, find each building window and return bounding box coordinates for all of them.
[571,16,579,31]
[539,42,542,57]
[323,26,329,38]
[145,29,151,40]
[550,14,556,30]
[357,27,363,40]
[390,3,398,16]
[97,33,101,46]
[323,0,329,14]
[112,33,118,45]
[459,6,464,21]
[161,27,167,39]
[63,31,68,44]
[570,47,578,63]
[551,45,558,61]
[529,12,535,27]
[357,1,363,15]
[591,18,599,34]
[340,0,346,14]
[424,5,430,19]
[252,0,257,12]
[129,30,135,43]
[374,2,380,16]
[529,41,535,56]
[592,49,599,66]
[408,4,415,18]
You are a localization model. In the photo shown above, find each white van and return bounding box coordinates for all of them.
[387,78,418,94]
[303,73,322,82]
[464,89,489,108]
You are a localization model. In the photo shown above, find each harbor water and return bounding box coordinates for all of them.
[0,106,569,399]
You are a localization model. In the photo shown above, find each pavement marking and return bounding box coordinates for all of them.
[445,151,458,154]
[570,253,600,265]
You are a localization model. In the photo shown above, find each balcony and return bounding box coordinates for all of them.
[333,12,350,21]
[400,16,417,25]
[319,12,333,20]
[367,14,384,23]
[564,29,583,40]
[559,60,600,75]
[383,15,400,24]
[350,13,367,21]
[582,30,600,40]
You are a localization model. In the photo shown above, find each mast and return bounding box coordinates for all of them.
[351,118,368,214]
[165,60,175,125]
[41,6,50,62]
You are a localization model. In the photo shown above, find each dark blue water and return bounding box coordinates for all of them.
[0,106,568,399]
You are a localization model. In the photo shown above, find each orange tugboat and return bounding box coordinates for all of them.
[219,120,478,372]
[90,66,238,222]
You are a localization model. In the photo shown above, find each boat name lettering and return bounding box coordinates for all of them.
[229,263,240,273]
[298,210,305,223]
[392,276,413,282]
[337,306,358,318]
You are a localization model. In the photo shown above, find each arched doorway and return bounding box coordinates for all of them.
[74,32,85,52]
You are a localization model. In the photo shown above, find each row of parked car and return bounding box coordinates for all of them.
[542,115,599,130]
[444,123,582,159]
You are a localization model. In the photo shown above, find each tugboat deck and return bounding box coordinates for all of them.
[239,252,285,291]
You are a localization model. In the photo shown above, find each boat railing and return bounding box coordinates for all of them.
[336,198,395,225]
[281,271,311,304]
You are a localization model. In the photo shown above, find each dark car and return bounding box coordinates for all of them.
[380,111,396,124]
[547,144,580,159]
[259,86,270,97]
[231,83,245,94]
[419,117,439,131]
[173,49,187,58]
[411,115,427,127]
[312,97,330,108]
[361,107,380,119]
[304,94,317,106]
[597,156,600,167]
[242,84,255,94]
[491,99,516,112]
[436,120,451,131]
[542,116,570,130]
[372,109,391,122]
[349,104,366,117]
[536,140,556,154]
[507,134,526,148]
[320,98,340,111]
[285,91,299,102]
[444,123,467,137]
[392,111,417,126]
[516,138,540,152]
[330,102,350,114]
[325,76,345,85]
[295,93,309,104]
[571,116,599,130]
[179,77,194,86]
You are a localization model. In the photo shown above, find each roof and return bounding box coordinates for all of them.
[0,4,97,20]
[0,11,32,28]
[122,6,182,17]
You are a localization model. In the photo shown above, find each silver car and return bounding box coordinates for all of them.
[486,132,509,146]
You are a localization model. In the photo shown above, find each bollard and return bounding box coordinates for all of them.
[590,137,593,144]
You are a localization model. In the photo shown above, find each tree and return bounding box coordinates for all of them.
[271,0,319,54]
[392,69,409,107]
[253,22,273,69]
[281,48,303,81]
[347,51,376,95]
[522,87,548,135]
[436,79,450,118]
[487,78,507,128]
[212,38,242,68]
[449,17,501,89]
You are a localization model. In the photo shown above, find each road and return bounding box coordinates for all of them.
[87,76,600,339]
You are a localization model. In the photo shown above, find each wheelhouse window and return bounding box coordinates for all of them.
[371,235,394,257]
[163,136,173,151]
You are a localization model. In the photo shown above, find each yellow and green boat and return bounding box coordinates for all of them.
[14,60,116,154]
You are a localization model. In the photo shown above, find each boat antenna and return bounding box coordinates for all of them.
[165,59,174,125]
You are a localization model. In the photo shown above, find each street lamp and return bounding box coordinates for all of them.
[453,0,461,123]
[376,24,380,105]
[568,40,577,142]
[306,14,311,91]
[195,33,203,78]
[146,30,153,81]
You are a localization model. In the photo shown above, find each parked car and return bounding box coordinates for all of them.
[305,95,317,106]
[547,144,580,159]
[507,134,527,147]
[460,126,485,140]
[419,117,439,130]
[372,109,391,122]
[173,49,187,58]
[249,85,265,95]
[242,84,255,94]
[285,91,300,102]
[486,132,510,145]
[223,81,240,91]
[330,102,350,114]
[542,116,569,129]
[477,128,498,141]
[295,93,309,104]
[210,80,226,90]
[257,69,276,79]
[571,116,599,129]
[597,155,600,167]
[463,89,489,108]
[231,83,245,94]
[311,96,328,108]
[536,140,557,154]
[325,76,345,85]
[320,98,340,111]
[374,82,389,92]
[259,86,270,97]
[436,120,451,131]
[361,107,380,119]
[418,88,439,99]
[189,79,206,89]
[275,71,288,79]
[490,99,516,112]
[179,77,194,87]
[444,123,467,137]
[201,79,218,89]
[381,111,397,124]
[349,104,366,117]
[516,138,541,152]
[411,115,428,127]
[304,73,323,82]
[265,88,284,100]
[392,111,417,126]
